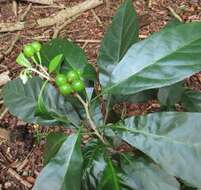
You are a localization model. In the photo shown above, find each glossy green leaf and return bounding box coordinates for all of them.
[2,77,80,126]
[112,89,157,104]
[35,80,49,117]
[98,159,120,190]
[48,54,63,73]
[104,22,201,95]
[86,87,94,101]
[16,52,32,68]
[120,155,180,190]
[82,63,96,81]
[41,38,95,80]
[115,112,201,188]
[82,140,107,190]
[33,132,83,190]
[90,99,104,126]
[157,82,185,106]
[164,19,183,29]
[98,0,139,86]
[181,90,201,112]
[44,132,67,165]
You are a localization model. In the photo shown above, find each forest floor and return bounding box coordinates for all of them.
[0,0,201,189]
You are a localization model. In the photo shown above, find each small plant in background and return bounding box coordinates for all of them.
[3,0,201,189]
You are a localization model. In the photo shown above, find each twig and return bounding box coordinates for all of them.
[0,0,104,33]
[26,68,53,81]
[19,3,32,21]
[82,41,88,49]
[33,5,65,9]
[0,34,20,61]
[12,0,18,17]
[75,93,106,144]
[139,34,148,39]
[91,9,102,26]
[148,0,152,8]
[22,0,53,5]
[0,71,10,86]
[0,22,24,33]
[168,6,183,22]
[75,39,100,43]
[17,149,33,171]
[7,168,32,188]
[52,15,79,39]
[105,0,110,13]
[0,108,8,120]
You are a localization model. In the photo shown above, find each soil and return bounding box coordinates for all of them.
[0,0,201,189]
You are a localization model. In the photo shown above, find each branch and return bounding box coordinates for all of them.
[0,71,10,86]
[0,0,103,33]
[75,93,106,145]
[22,0,53,4]
[0,0,53,5]
[168,6,183,22]
[0,34,20,61]
[7,168,32,188]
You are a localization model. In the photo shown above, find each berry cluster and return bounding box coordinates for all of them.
[55,70,85,95]
[23,41,42,57]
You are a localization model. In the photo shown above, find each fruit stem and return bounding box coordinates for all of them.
[75,93,107,145]
[27,68,53,81]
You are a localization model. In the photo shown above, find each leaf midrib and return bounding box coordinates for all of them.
[61,134,79,188]
[107,28,201,92]
[116,126,201,148]
[109,160,120,190]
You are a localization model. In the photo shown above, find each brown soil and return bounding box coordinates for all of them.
[0,0,201,189]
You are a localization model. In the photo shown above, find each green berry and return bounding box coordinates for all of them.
[77,70,82,77]
[31,41,42,52]
[23,44,35,57]
[66,70,80,83]
[55,74,67,86]
[72,80,85,92]
[59,84,73,95]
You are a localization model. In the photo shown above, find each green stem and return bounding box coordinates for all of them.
[31,55,50,80]
[75,93,106,145]
[37,52,42,64]
[27,68,52,81]
[38,64,49,77]
[31,56,38,65]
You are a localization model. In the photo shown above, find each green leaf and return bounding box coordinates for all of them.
[90,99,104,125]
[164,19,183,29]
[114,112,201,188]
[2,77,80,126]
[112,89,157,104]
[33,132,83,190]
[86,87,94,101]
[82,63,96,81]
[41,38,95,80]
[104,22,201,95]
[181,90,201,112]
[98,159,120,190]
[16,52,32,68]
[157,82,185,106]
[44,132,67,165]
[82,140,107,190]
[48,54,63,73]
[120,155,180,190]
[35,80,49,117]
[98,0,139,86]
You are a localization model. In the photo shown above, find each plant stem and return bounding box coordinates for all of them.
[38,64,50,77]
[75,93,106,145]
[27,68,53,81]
